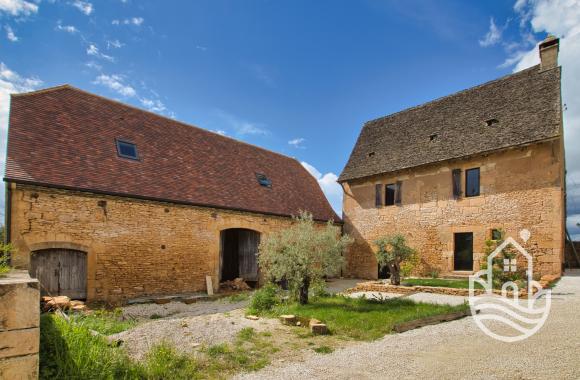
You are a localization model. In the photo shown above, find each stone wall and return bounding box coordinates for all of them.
[8,184,322,304]
[0,271,39,380]
[342,140,565,279]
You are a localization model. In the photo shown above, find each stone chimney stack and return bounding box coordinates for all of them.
[539,35,559,70]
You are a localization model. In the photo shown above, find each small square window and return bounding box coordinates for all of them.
[491,229,502,241]
[256,173,272,188]
[465,168,480,197]
[116,139,139,160]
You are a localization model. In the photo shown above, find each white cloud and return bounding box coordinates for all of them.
[5,25,17,42]
[213,129,227,136]
[107,39,123,49]
[71,0,93,15]
[86,44,114,62]
[85,61,102,71]
[216,110,269,136]
[288,137,306,148]
[140,97,166,113]
[502,0,580,242]
[301,161,342,215]
[93,74,136,97]
[196,45,207,51]
[112,17,144,26]
[479,17,504,47]
[0,62,42,219]
[0,0,38,16]
[56,23,78,34]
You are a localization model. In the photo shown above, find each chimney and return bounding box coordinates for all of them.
[539,35,559,70]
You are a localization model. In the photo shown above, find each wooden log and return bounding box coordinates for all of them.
[393,310,471,333]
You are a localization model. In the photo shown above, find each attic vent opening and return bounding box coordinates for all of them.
[256,173,272,188]
[429,133,439,142]
[116,139,139,160]
[485,118,499,127]
[368,152,375,158]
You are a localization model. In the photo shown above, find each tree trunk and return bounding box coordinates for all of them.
[390,263,401,285]
[299,277,310,305]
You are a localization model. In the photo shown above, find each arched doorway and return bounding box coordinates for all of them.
[220,229,260,285]
[29,248,87,299]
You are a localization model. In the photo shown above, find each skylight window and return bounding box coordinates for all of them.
[256,173,272,188]
[116,139,139,160]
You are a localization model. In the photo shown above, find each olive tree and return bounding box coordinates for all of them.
[374,234,416,285]
[258,212,352,304]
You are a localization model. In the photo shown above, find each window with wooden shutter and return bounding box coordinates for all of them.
[452,169,462,199]
[395,181,402,205]
[375,184,382,207]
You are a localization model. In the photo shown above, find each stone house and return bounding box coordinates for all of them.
[339,36,565,279]
[4,86,339,303]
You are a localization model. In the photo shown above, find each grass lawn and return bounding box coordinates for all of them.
[401,278,484,289]
[270,296,469,341]
[40,311,274,379]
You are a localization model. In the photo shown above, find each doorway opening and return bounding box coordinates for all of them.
[220,228,260,287]
[454,232,474,271]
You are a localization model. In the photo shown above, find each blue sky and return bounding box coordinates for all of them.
[1,0,579,239]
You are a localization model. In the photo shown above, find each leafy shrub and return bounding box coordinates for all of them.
[0,242,14,277]
[248,283,279,314]
[428,268,440,279]
[374,234,416,285]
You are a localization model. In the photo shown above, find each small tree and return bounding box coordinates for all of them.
[258,211,352,304]
[374,234,416,285]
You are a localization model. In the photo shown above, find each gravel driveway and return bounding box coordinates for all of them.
[237,271,580,380]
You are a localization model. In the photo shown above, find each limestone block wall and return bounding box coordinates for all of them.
[8,184,321,304]
[0,271,40,380]
[342,140,566,279]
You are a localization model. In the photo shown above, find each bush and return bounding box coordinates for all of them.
[248,283,279,314]
[374,235,416,285]
[0,242,14,277]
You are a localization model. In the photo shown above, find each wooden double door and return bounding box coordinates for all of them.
[29,248,87,299]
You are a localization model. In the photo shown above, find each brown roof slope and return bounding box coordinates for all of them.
[339,65,562,182]
[5,85,339,222]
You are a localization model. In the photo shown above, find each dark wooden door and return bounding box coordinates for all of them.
[238,230,260,281]
[29,249,87,299]
[454,233,473,271]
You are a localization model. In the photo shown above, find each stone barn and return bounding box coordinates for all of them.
[4,85,339,303]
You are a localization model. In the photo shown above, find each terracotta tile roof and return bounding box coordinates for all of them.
[339,65,562,182]
[5,85,340,222]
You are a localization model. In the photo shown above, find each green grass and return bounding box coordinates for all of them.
[40,314,273,379]
[39,313,142,379]
[313,345,334,354]
[401,278,484,289]
[77,309,138,335]
[269,296,468,341]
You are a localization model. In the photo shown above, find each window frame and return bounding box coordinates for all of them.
[115,139,139,161]
[385,183,396,206]
[255,173,272,188]
[465,167,480,197]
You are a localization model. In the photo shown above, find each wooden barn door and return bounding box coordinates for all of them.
[30,249,87,299]
[238,230,260,281]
